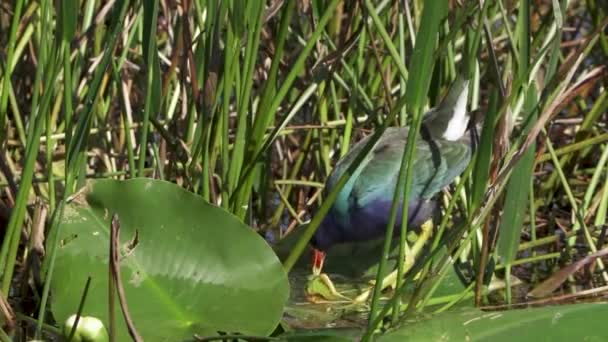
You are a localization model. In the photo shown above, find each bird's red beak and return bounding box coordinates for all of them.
[312,248,326,276]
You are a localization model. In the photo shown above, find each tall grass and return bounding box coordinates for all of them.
[0,0,606,338]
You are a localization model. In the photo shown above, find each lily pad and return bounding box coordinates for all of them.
[279,328,360,341]
[378,302,608,341]
[49,178,289,340]
[281,302,608,341]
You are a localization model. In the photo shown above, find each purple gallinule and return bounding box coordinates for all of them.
[310,76,474,292]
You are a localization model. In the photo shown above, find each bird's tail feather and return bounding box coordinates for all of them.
[424,74,470,141]
[439,74,469,111]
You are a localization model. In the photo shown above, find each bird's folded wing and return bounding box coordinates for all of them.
[415,139,471,199]
[350,136,471,209]
[349,130,414,208]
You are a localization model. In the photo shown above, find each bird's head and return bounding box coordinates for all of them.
[309,213,341,275]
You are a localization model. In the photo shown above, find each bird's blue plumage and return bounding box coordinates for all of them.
[311,127,473,251]
[311,75,476,252]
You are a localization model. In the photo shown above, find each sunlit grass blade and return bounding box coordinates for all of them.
[0,44,60,297]
[362,0,448,333]
[496,86,538,304]
[0,0,25,144]
[232,0,341,218]
[137,0,161,176]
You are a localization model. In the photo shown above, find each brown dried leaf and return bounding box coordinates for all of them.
[528,248,608,298]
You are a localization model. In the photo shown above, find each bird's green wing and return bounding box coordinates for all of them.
[323,133,376,219]
[349,128,411,208]
[350,130,471,208]
[414,138,471,199]
[325,134,373,191]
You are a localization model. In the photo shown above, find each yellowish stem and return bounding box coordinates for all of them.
[355,220,434,303]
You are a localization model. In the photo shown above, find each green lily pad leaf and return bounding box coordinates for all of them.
[50,178,289,340]
[377,303,608,341]
[279,328,361,341]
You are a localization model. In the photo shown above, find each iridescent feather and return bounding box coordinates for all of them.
[312,75,474,251]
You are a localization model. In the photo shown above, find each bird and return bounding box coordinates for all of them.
[308,75,477,289]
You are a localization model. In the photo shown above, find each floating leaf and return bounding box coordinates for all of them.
[378,303,608,341]
[50,179,289,340]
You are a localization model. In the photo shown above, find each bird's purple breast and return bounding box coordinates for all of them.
[311,199,437,251]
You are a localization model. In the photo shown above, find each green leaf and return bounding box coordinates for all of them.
[279,329,358,342]
[497,85,538,264]
[377,303,608,341]
[60,0,78,42]
[142,0,159,65]
[138,0,162,175]
[405,1,448,111]
[229,0,251,37]
[471,88,498,210]
[150,50,162,116]
[517,0,531,81]
[50,179,289,339]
